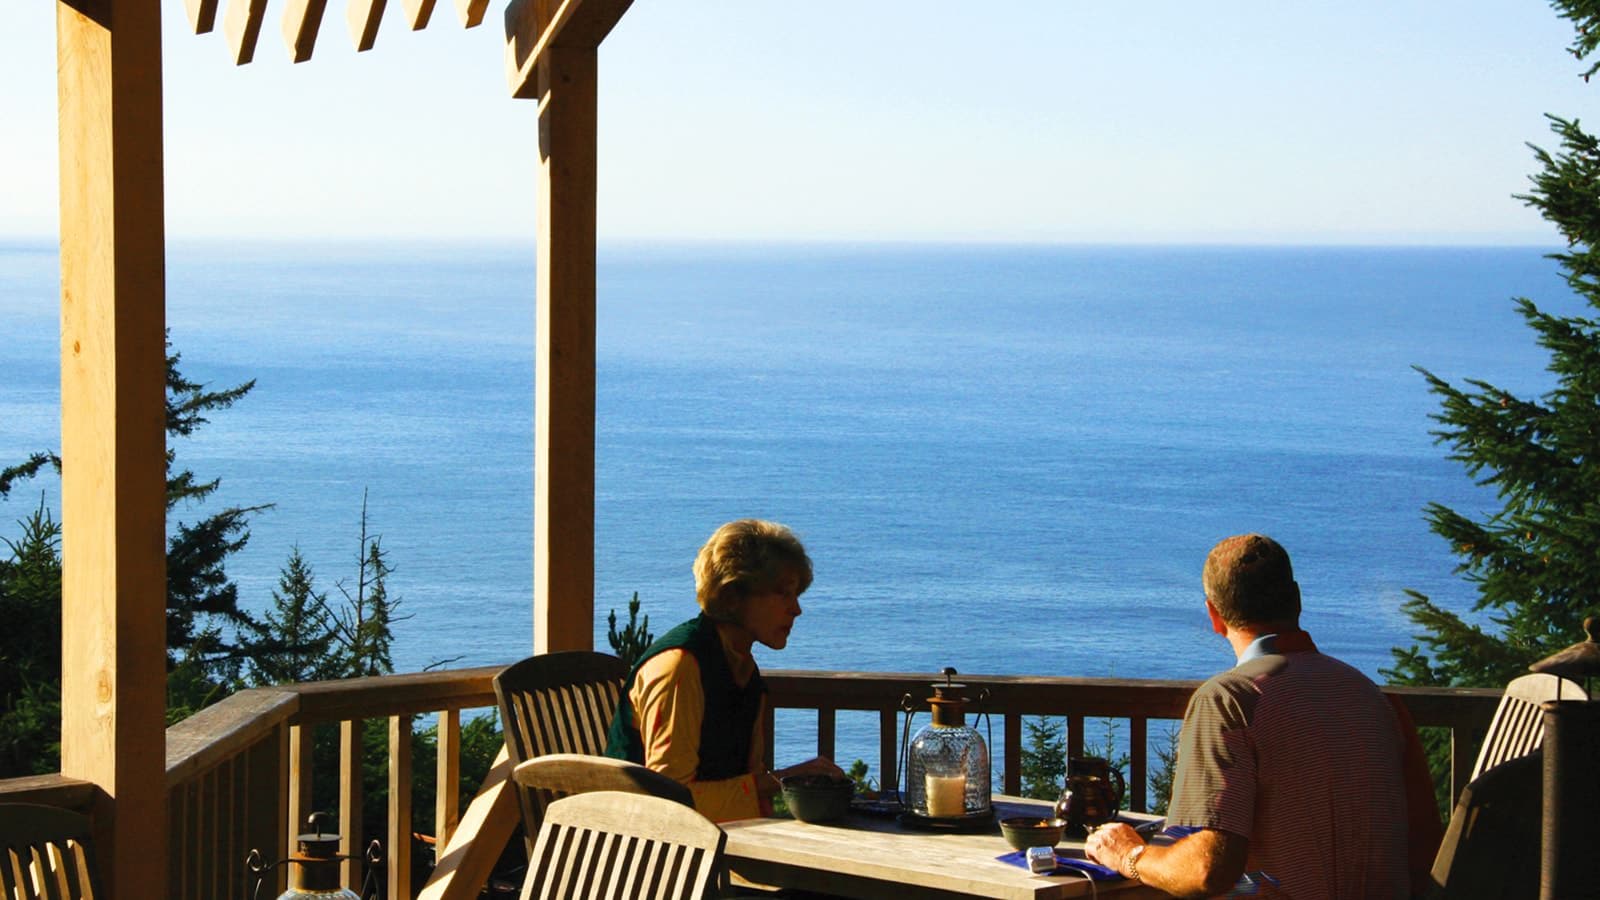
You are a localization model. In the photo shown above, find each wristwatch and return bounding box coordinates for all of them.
[1124,845,1146,883]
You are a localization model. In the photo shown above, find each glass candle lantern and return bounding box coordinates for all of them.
[900,668,993,825]
[247,813,380,900]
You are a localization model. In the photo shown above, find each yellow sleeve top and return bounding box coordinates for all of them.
[629,647,769,822]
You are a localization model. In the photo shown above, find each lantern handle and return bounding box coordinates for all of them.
[245,848,294,900]
[897,692,918,809]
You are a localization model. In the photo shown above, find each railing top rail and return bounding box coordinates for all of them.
[166,688,299,788]
[0,774,95,810]
[761,669,1505,729]
[286,665,503,723]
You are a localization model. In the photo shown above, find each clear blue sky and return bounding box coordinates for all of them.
[0,1,1592,243]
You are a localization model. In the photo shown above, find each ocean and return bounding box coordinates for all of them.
[0,240,1574,769]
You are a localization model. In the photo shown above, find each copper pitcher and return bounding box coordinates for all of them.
[1053,756,1125,833]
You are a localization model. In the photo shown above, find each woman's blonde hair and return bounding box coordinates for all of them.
[694,519,813,622]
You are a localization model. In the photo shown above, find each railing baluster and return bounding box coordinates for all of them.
[437,709,461,858]
[288,724,313,841]
[389,715,414,900]
[878,708,897,793]
[340,719,364,891]
[1002,713,1021,796]
[817,707,836,761]
[1066,714,1083,763]
[1129,717,1147,813]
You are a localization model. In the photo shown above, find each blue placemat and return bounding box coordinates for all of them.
[995,849,1123,880]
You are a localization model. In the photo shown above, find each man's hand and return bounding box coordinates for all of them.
[1085,822,1145,878]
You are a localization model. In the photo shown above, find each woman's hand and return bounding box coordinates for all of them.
[759,756,849,798]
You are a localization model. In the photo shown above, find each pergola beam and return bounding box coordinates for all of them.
[503,0,630,99]
[56,0,170,896]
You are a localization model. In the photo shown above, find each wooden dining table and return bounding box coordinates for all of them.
[722,796,1170,899]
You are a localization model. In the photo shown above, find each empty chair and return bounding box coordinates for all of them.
[522,791,725,900]
[1428,751,1541,899]
[512,753,692,808]
[0,803,100,900]
[493,651,629,843]
[1470,672,1587,780]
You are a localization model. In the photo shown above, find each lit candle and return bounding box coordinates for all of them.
[925,773,967,817]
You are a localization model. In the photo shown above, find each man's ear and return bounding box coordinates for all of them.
[1205,598,1228,636]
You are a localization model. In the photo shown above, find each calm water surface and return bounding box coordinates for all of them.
[0,240,1573,770]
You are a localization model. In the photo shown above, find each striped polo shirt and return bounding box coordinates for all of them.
[1167,636,1409,900]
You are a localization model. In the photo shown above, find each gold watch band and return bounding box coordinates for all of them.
[1125,844,1146,882]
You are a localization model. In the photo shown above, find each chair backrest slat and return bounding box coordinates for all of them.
[494,651,630,845]
[522,792,724,900]
[0,805,99,900]
[1470,672,1588,781]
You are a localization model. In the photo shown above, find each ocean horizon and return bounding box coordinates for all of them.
[0,238,1575,769]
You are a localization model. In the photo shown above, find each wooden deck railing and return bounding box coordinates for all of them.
[0,667,1503,900]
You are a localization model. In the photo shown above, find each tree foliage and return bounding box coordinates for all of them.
[1388,2,1600,691]
[0,337,263,775]
[606,591,654,668]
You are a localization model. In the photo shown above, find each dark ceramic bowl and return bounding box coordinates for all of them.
[780,774,855,823]
[999,816,1068,851]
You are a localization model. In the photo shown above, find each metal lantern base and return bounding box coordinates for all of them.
[896,807,997,833]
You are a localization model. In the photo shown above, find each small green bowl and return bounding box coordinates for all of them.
[999,816,1068,851]
[780,774,854,823]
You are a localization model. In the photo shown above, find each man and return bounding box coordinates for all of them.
[1086,534,1412,898]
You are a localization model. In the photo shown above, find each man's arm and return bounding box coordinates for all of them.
[1085,823,1249,899]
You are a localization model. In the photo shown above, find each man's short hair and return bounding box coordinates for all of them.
[1203,533,1301,627]
[694,519,813,622]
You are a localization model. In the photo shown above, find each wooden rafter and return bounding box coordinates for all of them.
[503,0,631,98]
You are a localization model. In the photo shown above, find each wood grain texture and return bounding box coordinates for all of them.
[388,716,414,900]
[532,46,598,653]
[511,754,692,807]
[435,710,461,858]
[724,797,1163,900]
[502,0,633,99]
[165,690,296,792]
[416,747,516,900]
[339,720,364,889]
[527,791,724,900]
[55,0,169,893]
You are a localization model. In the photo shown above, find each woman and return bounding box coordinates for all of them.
[605,519,844,821]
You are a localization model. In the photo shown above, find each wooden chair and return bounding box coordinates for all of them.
[512,753,693,808]
[1469,672,1587,780]
[1428,751,1541,899]
[493,651,629,844]
[521,791,725,900]
[0,803,100,900]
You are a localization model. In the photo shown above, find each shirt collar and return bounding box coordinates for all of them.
[1236,629,1317,665]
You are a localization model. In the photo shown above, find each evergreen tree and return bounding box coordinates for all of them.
[1388,0,1600,692]
[328,493,400,679]
[249,547,337,686]
[0,507,63,776]
[1018,716,1065,800]
[0,333,265,670]
[606,591,653,668]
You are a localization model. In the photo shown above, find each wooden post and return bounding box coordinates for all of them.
[532,45,598,654]
[56,0,169,897]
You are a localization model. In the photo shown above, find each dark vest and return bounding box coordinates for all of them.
[604,614,767,780]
